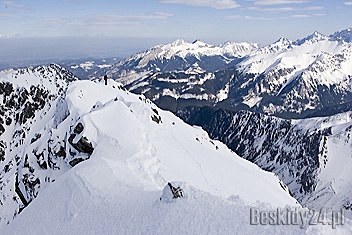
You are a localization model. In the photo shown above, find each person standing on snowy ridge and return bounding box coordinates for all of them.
[104,75,108,85]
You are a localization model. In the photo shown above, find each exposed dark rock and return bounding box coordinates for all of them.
[160,182,184,202]
[30,133,41,144]
[0,124,4,135]
[0,82,14,97]
[69,158,86,167]
[55,146,66,159]
[5,117,12,126]
[68,134,94,155]
[74,122,84,134]
[0,141,5,161]
[14,174,29,208]
[33,150,48,170]
[151,114,162,124]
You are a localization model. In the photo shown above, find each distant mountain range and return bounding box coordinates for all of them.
[0,57,121,79]
[90,28,352,119]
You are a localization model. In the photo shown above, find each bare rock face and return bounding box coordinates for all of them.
[67,122,94,167]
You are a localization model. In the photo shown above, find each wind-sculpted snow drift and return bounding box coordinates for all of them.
[5,65,349,234]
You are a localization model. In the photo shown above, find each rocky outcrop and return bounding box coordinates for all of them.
[0,64,94,226]
[67,122,94,167]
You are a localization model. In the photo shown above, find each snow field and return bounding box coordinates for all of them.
[3,79,352,234]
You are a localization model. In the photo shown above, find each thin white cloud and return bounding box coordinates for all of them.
[291,14,310,18]
[303,6,324,10]
[248,6,295,12]
[247,4,325,16]
[61,0,85,2]
[344,2,352,5]
[225,14,272,20]
[0,33,9,39]
[252,0,307,5]
[262,7,294,11]
[2,1,24,7]
[85,12,173,22]
[41,13,173,27]
[313,13,326,16]
[160,0,240,9]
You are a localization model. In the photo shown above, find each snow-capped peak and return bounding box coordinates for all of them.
[330,28,352,43]
[275,36,292,45]
[256,37,292,54]
[110,39,261,78]
[171,38,187,47]
[294,31,328,45]
[191,39,209,47]
[220,41,260,57]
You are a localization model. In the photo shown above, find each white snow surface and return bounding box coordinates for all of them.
[64,80,299,205]
[2,79,352,234]
[3,79,340,235]
[238,38,352,88]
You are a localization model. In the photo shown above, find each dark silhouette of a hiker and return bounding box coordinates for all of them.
[104,75,108,85]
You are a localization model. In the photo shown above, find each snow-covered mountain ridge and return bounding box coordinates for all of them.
[101,28,352,119]
[103,39,259,81]
[2,64,331,234]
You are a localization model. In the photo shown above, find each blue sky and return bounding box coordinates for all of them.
[0,0,351,61]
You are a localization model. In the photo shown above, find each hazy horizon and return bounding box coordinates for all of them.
[1,0,352,66]
[0,37,175,63]
[0,26,350,64]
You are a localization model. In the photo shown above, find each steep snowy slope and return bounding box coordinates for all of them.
[294,113,352,214]
[62,79,298,205]
[3,79,351,234]
[178,107,352,219]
